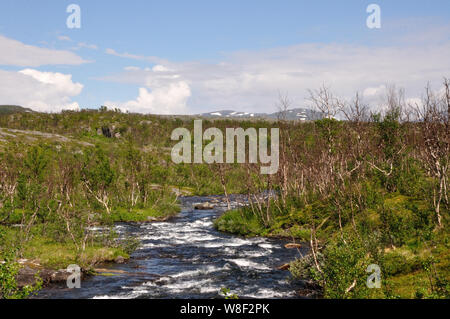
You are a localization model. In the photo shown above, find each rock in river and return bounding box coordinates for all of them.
[114,256,126,264]
[193,202,216,210]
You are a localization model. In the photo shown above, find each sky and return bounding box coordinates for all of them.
[0,0,449,114]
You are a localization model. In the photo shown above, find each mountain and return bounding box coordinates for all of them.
[0,105,34,114]
[197,108,323,121]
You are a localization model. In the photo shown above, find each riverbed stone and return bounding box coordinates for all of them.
[114,256,126,264]
[193,202,215,210]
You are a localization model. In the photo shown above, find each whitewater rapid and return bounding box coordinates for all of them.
[37,196,306,299]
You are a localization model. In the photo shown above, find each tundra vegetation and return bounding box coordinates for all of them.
[215,81,449,299]
[0,79,449,299]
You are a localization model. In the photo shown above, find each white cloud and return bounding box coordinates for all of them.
[406,97,422,105]
[96,21,450,114]
[0,69,83,112]
[104,81,191,115]
[363,85,386,98]
[152,65,171,72]
[105,48,166,64]
[57,35,72,42]
[76,42,98,50]
[100,40,450,114]
[101,65,190,114]
[124,66,140,71]
[0,34,88,67]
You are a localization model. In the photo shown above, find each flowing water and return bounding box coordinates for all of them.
[37,196,307,299]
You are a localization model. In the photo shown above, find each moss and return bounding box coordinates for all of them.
[269,224,311,241]
[384,251,449,300]
[107,204,181,223]
[382,248,424,276]
[7,209,25,224]
[22,237,128,270]
[384,195,409,206]
[1,226,129,270]
[214,208,314,240]
[214,209,265,236]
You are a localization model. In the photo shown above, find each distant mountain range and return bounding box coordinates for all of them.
[0,105,34,114]
[0,105,324,121]
[197,108,323,121]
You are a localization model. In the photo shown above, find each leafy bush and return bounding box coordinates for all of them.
[0,228,42,299]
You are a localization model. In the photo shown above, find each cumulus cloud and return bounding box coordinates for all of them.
[0,34,88,67]
[104,81,191,115]
[363,85,386,98]
[0,69,83,112]
[100,64,190,114]
[99,40,450,114]
[96,21,450,115]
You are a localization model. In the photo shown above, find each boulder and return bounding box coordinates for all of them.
[16,266,75,287]
[114,256,126,264]
[101,126,112,138]
[49,269,73,282]
[16,266,39,287]
[193,202,215,210]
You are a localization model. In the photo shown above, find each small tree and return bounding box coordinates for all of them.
[81,146,116,214]
[414,80,449,228]
[0,229,42,299]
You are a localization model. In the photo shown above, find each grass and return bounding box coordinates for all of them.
[214,207,313,240]
[1,226,128,270]
[385,251,449,298]
[108,204,181,223]
[23,239,128,270]
[214,209,266,237]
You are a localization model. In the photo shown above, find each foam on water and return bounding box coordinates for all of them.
[225,258,271,270]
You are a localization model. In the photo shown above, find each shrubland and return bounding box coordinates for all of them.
[0,79,448,299]
[215,81,449,298]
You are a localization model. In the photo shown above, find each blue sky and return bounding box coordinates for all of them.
[0,0,449,114]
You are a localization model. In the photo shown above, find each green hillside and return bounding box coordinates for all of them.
[0,105,34,114]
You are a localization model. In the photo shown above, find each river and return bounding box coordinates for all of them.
[37,195,307,299]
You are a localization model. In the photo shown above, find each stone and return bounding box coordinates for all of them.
[16,266,74,287]
[193,202,215,210]
[101,126,112,138]
[50,270,73,282]
[16,266,38,287]
[115,256,126,264]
